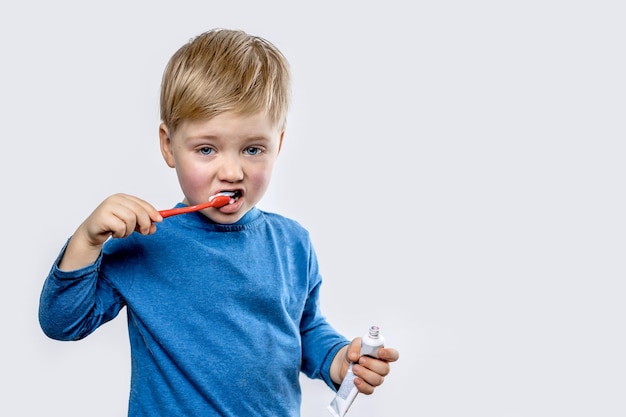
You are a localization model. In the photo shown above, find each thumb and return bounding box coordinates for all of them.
[347,337,362,363]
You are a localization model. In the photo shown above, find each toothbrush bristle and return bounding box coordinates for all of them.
[208,191,236,202]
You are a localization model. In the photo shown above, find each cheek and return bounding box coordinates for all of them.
[247,165,274,193]
[175,160,211,194]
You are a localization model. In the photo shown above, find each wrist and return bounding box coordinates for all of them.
[330,345,349,385]
[58,233,103,271]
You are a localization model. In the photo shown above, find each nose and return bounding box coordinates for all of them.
[216,154,244,182]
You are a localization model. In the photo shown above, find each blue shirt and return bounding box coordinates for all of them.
[39,207,349,416]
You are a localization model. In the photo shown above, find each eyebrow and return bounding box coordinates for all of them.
[184,133,273,144]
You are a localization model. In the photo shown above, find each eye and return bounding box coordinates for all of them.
[199,146,214,156]
[244,146,261,156]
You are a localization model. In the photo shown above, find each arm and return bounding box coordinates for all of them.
[298,238,400,392]
[39,193,162,340]
[59,193,162,271]
[39,249,123,340]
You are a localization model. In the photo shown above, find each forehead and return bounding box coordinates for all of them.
[175,111,282,140]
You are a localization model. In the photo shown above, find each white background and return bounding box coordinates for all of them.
[1,1,625,416]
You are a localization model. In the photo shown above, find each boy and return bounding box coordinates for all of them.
[39,28,399,416]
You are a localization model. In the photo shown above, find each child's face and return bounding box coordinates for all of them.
[159,111,284,224]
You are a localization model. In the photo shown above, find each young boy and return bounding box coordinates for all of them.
[39,28,399,416]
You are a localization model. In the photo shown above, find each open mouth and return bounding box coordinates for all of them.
[209,190,242,203]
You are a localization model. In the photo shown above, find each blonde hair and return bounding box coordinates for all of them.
[160,29,291,133]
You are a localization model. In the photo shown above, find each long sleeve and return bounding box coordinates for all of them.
[38,240,125,341]
[38,208,350,416]
[299,243,349,390]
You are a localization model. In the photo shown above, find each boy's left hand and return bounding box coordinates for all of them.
[344,337,400,395]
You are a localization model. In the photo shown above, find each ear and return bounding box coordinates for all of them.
[277,131,285,154]
[159,123,176,168]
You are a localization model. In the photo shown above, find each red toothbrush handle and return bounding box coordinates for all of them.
[158,195,231,218]
[159,205,206,218]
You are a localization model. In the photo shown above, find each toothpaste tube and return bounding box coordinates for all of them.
[326,325,385,417]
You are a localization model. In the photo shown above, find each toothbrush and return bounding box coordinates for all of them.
[158,192,235,218]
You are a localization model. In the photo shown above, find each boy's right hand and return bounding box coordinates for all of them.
[58,193,162,271]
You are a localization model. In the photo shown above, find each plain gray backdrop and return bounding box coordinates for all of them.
[2,1,624,416]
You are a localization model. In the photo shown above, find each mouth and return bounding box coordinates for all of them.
[209,190,242,204]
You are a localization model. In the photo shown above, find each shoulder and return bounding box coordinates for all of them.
[259,210,311,239]
[261,210,306,229]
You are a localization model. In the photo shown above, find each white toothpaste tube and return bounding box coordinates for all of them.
[326,325,385,417]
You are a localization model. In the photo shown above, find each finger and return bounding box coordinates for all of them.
[347,338,362,362]
[102,207,138,239]
[110,195,158,236]
[107,216,130,239]
[134,207,157,235]
[377,347,400,362]
[358,355,390,377]
[128,196,162,223]
[352,365,384,395]
[354,377,376,395]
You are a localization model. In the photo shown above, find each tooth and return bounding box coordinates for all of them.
[208,191,234,202]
